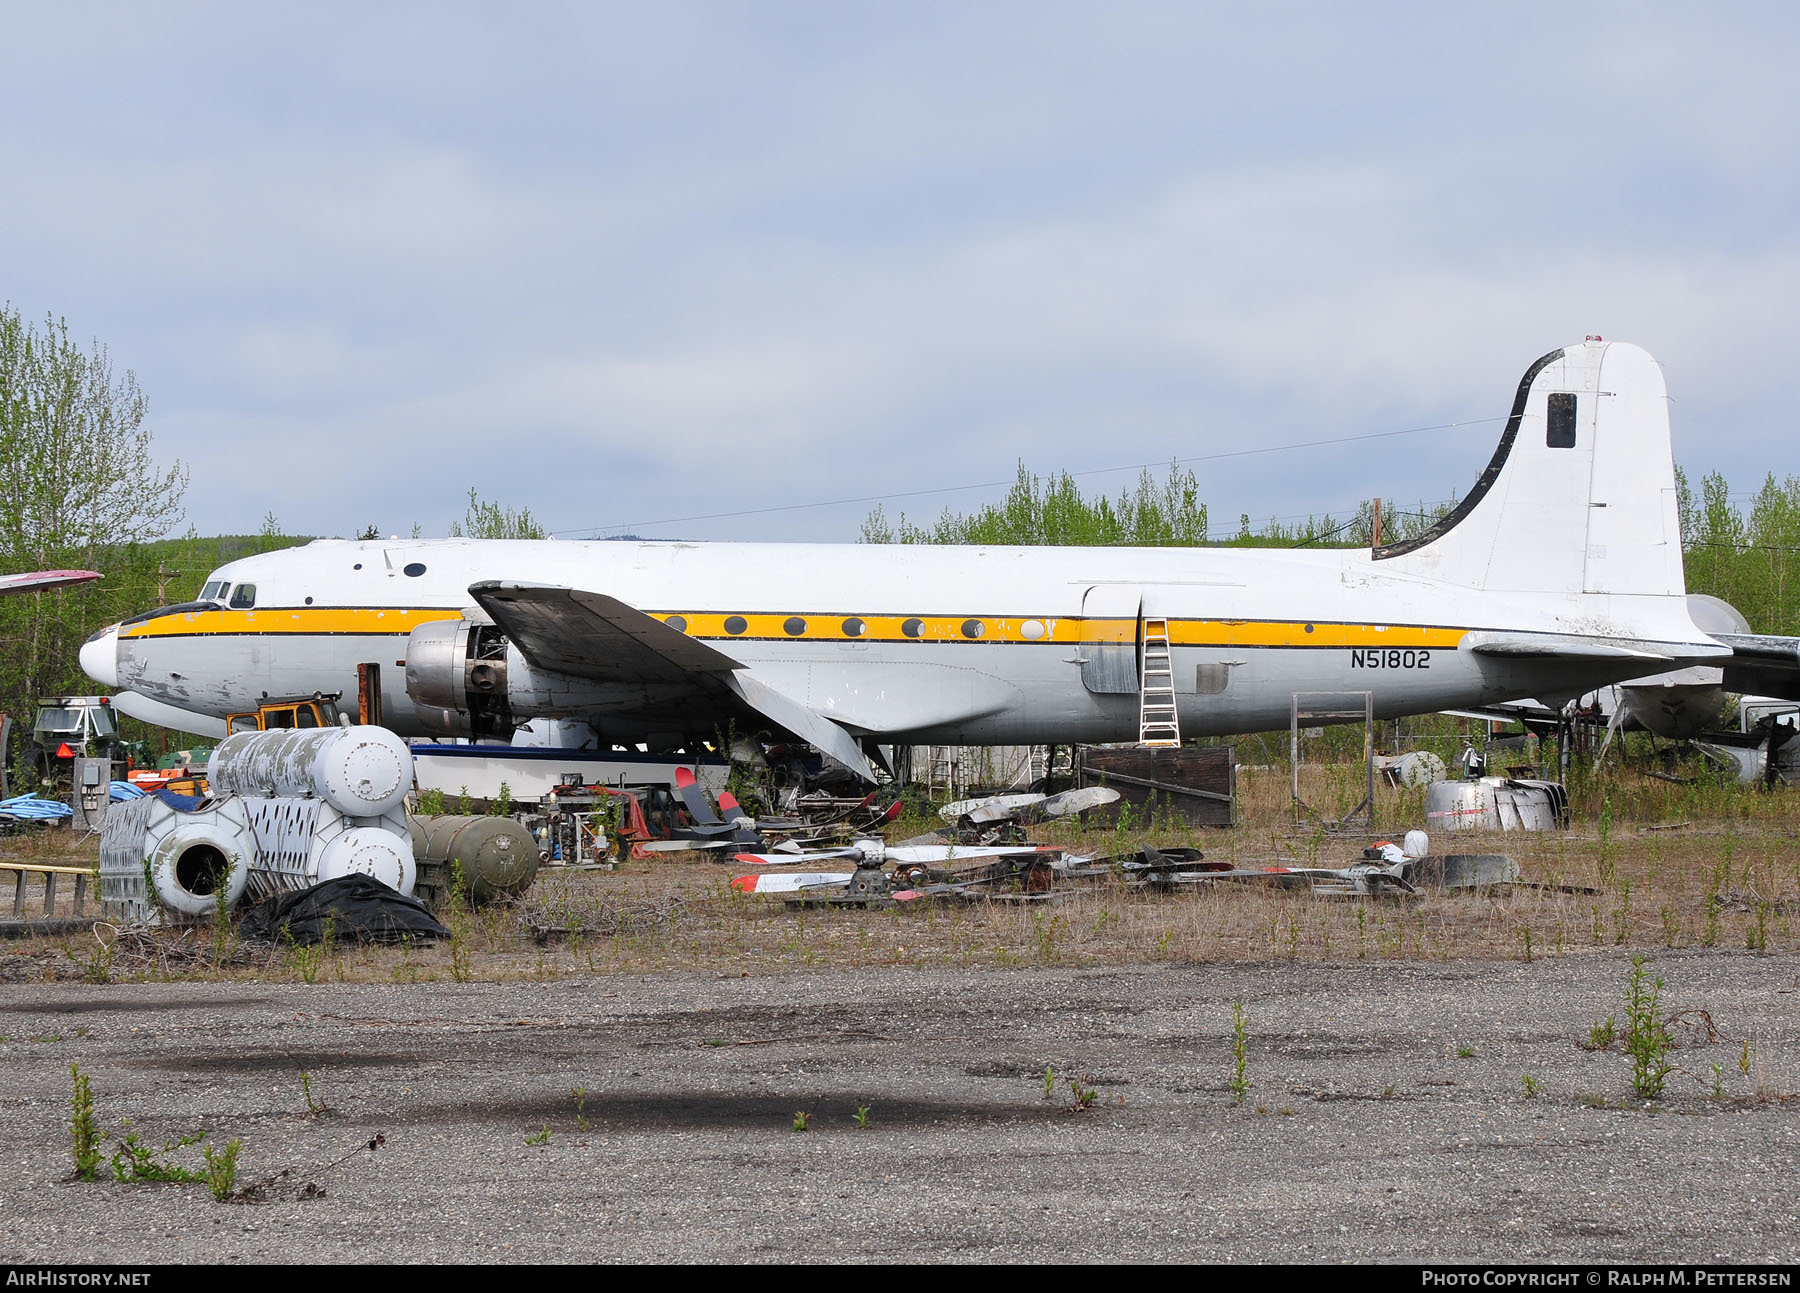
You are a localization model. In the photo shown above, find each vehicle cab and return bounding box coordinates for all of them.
[225,693,345,734]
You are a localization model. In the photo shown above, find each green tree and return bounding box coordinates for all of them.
[449,488,545,540]
[0,306,188,710]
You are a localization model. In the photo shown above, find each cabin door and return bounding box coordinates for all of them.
[1079,585,1142,694]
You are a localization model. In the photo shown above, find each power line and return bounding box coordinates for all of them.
[552,414,1508,538]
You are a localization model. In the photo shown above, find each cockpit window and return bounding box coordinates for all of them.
[228,583,257,609]
[200,580,226,601]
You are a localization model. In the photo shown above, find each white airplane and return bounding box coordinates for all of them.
[78,340,1800,781]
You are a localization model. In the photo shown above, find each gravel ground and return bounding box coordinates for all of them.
[1,951,1797,1264]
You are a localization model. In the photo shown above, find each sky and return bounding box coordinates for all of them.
[3,2,1798,545]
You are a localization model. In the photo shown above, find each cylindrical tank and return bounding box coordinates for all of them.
[209,725,413,818]
[146,821,250,917]
[409,814,540,903]
[317,827,417,894]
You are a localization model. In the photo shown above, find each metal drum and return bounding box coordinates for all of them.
[409,814,540,904]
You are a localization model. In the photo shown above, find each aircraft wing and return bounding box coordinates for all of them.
[0,569,101,595]
[468,581,877,782]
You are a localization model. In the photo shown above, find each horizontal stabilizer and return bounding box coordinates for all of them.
[1464,636,1674,664]
[1715,632,1800,703]
[1712,633,1800,667]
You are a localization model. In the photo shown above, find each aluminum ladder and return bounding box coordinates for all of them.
[1138,617,1181,746]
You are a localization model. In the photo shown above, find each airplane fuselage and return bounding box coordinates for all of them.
[88,535,1716,746]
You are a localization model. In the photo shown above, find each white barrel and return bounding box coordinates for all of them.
[209,725,413,818]
[146,821,250,917]
[317,827,416,894]
[1404,829,1430,859]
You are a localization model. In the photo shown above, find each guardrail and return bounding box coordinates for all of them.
[2,862,96,918]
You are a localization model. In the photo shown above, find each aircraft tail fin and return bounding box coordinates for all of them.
[1374,340,1686,602]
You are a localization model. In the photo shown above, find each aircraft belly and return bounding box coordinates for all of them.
[118,635,264,717]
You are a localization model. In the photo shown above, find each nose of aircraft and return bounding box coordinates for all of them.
[80,623,119,689]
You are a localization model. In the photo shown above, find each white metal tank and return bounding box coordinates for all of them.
[209,725,413,818]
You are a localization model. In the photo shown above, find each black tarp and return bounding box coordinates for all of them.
[240,875,449,945]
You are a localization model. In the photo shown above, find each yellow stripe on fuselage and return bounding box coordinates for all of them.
[119,605,1469,650]
[119,607,463,638]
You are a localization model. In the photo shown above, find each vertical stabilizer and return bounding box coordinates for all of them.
[1374,341,1684,599]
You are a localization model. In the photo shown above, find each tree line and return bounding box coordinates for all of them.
[860,459,1800,638]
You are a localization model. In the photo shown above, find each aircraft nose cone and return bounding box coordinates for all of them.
[79,623,119,689]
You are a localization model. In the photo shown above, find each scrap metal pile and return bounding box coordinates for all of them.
[727,790,1520,907]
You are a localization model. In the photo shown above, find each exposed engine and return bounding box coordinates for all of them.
[404,618,517,740]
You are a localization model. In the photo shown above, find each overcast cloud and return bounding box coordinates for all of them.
[3,2,1796,544]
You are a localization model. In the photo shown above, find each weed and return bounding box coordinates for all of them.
[1455,1045,1476,1059]
[1521,1074,1542,1099]
[1586,1017,1617,1051]
[285,926,324,985]
[491,781,513,818]
[572,1086,588,1131]
[853,1105,870,1129]
[447,872,475,983]
[211,865,235,968]
[1748,900,1770,953]
[1710,1064,1726,1101]
[1624,956,1674,1100]
[1041,1067,1056,1100]
[1229,1003,1250,1106]
[1577,1092,1610,1109]
[1518,924,1533,962]
[791,1110,811,1132]
[71,929,115,985]
[1068,1076,1099,1109]
[417,787,446,815]
[299,1070,326,1116]
[1740,1039,1753,1078]
[203,1138,241,1202]
[525,1126,551,1146]
[111,1122,206,1184]
[69,1064,100,1181]
[456,786,472,815]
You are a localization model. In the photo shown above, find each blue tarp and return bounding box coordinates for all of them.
[152,788,205,813]
[110,780,145,801]
[0,794,73,820]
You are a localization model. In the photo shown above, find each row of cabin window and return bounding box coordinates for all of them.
[667,615,989,640]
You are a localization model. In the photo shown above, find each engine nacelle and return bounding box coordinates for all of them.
[404,619,517,740]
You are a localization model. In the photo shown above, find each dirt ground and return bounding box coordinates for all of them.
[1,956,1796,1264]
[1,766,1797,1263]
